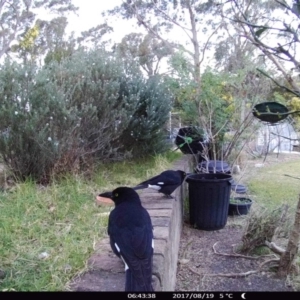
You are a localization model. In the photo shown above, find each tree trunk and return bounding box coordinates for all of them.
[186,0,201,85]
[277,193,300,277]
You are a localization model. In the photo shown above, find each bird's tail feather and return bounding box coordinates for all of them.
[125,269,153,292]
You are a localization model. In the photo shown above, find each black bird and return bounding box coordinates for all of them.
[99,187,154,292]
[133,170,187,199]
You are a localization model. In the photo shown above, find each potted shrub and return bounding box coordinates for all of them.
[177,71,265,229]
[228,197,253,216]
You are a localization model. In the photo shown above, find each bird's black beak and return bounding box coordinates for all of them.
[96,191,114,205]
[99,191,113,198]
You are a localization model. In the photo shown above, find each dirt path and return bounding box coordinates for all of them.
[176,153,300,292]
[176,221,294,291]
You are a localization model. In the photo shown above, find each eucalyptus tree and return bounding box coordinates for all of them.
[76,23,114,50]
[12,16,76,64]
[107,1,254,161]
[214,29,273,122]
[221,0,300,278]
[115,32,173,77]
[107,0,225,84]
[222,0,300,97]
[0,0,78,60]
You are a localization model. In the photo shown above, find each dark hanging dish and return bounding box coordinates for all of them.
[252,102,289,124]
[175,126,209,155]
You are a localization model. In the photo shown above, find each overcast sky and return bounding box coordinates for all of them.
[66,0,143,42]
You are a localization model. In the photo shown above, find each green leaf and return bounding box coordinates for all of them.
[254,27,267,37]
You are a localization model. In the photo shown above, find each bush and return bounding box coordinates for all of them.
[0,51,172,182]
[119,75,172,157]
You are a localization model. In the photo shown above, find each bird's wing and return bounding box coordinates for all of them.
[109,207,153,290]
[108,216,121,258]
[122,225,153,291]
[135,170,181,187]
[134,173,162,187]
[120,224,153,291]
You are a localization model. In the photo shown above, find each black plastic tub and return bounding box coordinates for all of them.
[186,173,232,230]
[231,184,247,194]
[196,160,231,174]
[228,197,253,216]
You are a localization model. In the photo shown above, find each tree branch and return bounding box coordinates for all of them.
[256,68,300,97]
[150,0,192,37]
[199,23,223,65]
[125,0,195,58]
[284,174,300,180]
[270,132,300,141]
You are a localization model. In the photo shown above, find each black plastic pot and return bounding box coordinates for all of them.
[186,173,232,230]
[228,197,253,216]
[196,160,231,174]
[175,127,209,158]
[231,184,247,194]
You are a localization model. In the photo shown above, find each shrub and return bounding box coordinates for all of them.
[0,50,172,182]
[0,51,136,181]
[119,75,172,157]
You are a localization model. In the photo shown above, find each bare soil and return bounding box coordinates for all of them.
[176,221,294,291]
[176,153,300,292]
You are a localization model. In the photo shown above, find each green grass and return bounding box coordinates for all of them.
[0,151,182,291]
[246,157,300,210]
[93,150,182,191]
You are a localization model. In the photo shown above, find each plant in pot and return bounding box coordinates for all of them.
[173,70,262,230]
[176,69,257,164]
[228,197,253,216]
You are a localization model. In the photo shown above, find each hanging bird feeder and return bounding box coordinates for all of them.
[175,126,209,156]
[252,101,300,124]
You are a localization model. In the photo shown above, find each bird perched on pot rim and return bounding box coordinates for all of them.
[98,187,154,292]
[133,170,187,199]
